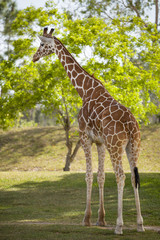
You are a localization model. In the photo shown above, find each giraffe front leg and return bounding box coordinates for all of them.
[83,170,93,226]
[81,134,93,226]
[96,144,106,226]
[97,174,106,226]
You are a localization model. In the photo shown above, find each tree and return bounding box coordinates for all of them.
[36,60,82,171]
[0,0,160,170]
[1,2,82,170]
[0,0,18,59]
[63,16,160,123]
[0,60,40,129]
[65,0,159,29]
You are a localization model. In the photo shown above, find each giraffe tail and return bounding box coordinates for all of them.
[134,167,140,189]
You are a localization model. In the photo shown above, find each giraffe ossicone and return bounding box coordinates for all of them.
[33,27,145,235]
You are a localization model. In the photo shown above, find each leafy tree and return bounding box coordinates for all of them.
[0,0,18,59]
[36,60,82,171]
[61,0,160,120]
[63,16,160,123]
[0,0,19,128]
[1,2,82,170]
[65,0,159,29]
[0,0,160,170]
[0,60,40,128]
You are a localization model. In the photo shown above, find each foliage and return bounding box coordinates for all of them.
[64,16,160,123]
[0,2,82,130]
[36,59,82,126]
[0,0,160,130]
[0,61,40,129]
[0,0,18,59]
[66,0,160,28]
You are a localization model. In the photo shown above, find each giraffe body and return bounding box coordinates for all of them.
[33,28,145,234]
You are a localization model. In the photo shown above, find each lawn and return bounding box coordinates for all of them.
[0,124,160,239]
[0,172,160,240]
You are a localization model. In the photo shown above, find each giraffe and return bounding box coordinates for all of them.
[33,27,145,235]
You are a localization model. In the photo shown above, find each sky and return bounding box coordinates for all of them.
[16,0,46,9]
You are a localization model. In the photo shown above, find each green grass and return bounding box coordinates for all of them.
[0,172,160,239]
[0,124,160,172]
[0,124,160,239]
[0,224,159,240]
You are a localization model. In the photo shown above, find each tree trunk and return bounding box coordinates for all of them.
[70,139,81,163]
[63,144,72,171]
[63,123,72,171]
[155,0,159,28]
[58,96,81,171]
[62,115,81,171]
[63,139,81,171]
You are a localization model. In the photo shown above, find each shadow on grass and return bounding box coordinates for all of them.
[2,223,160,240]
[0,127,69,170]
[0,172,160,239]
[0,127,65,158]
[0,173,160,227]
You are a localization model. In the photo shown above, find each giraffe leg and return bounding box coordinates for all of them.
[109,147,125,235]
[134,184,145,232]
[131,169,144,232]
[126,142,145,232]
[81,133,93,226]
[96,143,106,226]
[115,172,125,235]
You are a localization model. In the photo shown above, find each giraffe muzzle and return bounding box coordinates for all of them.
[32,54,40,62]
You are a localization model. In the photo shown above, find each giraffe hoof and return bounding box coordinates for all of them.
[137,224,145,232]
[83,221,91,226]
[83,218,91,226]
[96,220,106,226]
[114,225,123,235]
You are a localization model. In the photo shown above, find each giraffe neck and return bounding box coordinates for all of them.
[54,37,108,100]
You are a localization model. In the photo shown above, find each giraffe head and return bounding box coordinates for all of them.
[33,27,55,62]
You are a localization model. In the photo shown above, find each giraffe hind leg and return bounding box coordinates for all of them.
[133,167,145,232]
[126,142,145,232]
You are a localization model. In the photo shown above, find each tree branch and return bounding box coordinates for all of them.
[128,0,141,17]
[70,139,81,163]
[127,0,148,28]
[121,0,128,8]
[57,109,66,128]
[105,11,114,20]
[155,0,159,28]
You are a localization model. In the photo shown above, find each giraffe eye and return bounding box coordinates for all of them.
[41,43,44,47]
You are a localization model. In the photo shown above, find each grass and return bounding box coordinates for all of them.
[0,172,160,239]
[0,124,160,239]
[0,124,160,172]
[0,224,159,240]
